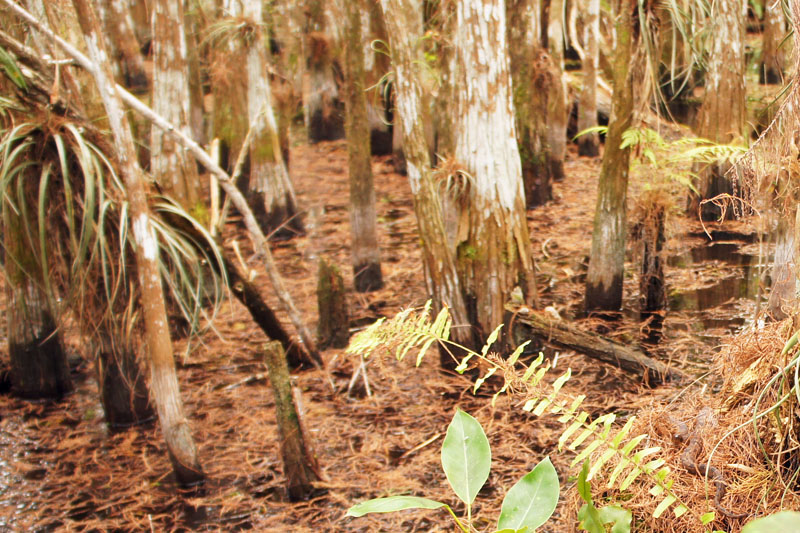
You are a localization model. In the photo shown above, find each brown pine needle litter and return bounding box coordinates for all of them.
[0,140,794,532]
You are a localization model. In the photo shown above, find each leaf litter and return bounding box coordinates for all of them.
[0,136,793,532]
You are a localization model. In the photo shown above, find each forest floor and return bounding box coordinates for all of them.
[0,132,783,532]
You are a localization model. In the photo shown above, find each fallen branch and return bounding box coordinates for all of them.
[4,0,324,370]
[507,306,687,384]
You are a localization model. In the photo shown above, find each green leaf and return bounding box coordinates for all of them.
[597,506,632,533]
[346,495,447,517]
[497,457,559,531]
[742,511,800,533]
[0,46,27,91]
[441,409,491,505]
[700,511,715,524]
[577,461,593,504]
[578,503,606,533]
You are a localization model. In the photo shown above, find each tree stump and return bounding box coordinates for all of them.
[263,341,322,501]
[316,258,350,349]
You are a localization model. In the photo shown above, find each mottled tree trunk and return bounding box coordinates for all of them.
[693,0,746,221]
[507,0,554,208]
[343,0,382,292]
[242,0,303,240]
[761,0,787,84]
[98,0,148,90]
[316,258,350,349]
[584,0,637,312]
[262,341,321,501]
[454,0,536,338]
[577,0,600,156]
[379,0,474,351]
[185,5,206,145]
[638,192,667,313]
[71,0,204,486]
[365,0,393,156]
[545,0,566,181]
[151,0,200,214]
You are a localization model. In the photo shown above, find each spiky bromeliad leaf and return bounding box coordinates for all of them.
[0,46,27,91]
[497,457,559,531]
[441,409,491,505]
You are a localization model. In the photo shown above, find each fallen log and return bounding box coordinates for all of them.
[507,306,687,385]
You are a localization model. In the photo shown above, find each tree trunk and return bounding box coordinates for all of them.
[637,192,667,313]
[577,0,600,157]
[151,0,200,215]
[242,0,304,240]
[343,0,383,292]
[95,327,154,429]
[454,0,537,339]
[761,0,786,84]
[545,0,567,181]
[693,0,746,221]
[316,258,350,350]
[3,172,72,400]
[379,0,474,351]
[507,0,554,208]
[365,0,393,156]
[303,1,345,143]
[71,0,204,486]
[97,0,148,90]
[509,308,687,384]
[262,341,321,501]
[584,0,637,312]
[769,209,796,320]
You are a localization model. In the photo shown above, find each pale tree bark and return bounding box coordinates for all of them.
[242,0,303,240]
[585,0,637,312]
[70,0,204,486]
[303,0,345,143]
[379,0,474,350]
[577,0,600,157]
[97,0,148,90]
[769,210,796,319]
[545,0,566,181]
[761,0,787,84]
[151,0,200,214]
[185,4,206,145]
[693,0,746,221]
[454,0,536,337]
[507,0,555,208]
[343,0,382,292]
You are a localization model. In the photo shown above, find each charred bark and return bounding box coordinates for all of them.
[95,330,154,429]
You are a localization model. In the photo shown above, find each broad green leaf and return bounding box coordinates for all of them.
[598,506,632,533]
[578,503,605,533]
[742,511,800,533]
[652,494,676,518]
[493,529,528,533]
[346,495,446,517]
[497,457,559,531]
[441,409,491,505]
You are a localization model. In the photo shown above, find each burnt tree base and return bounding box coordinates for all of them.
[316,258,350,350]
[353,261,383,293]
[584,273,624,312]
[507,306,686,384]
[9,319,73,401]
[96,335,155,429]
